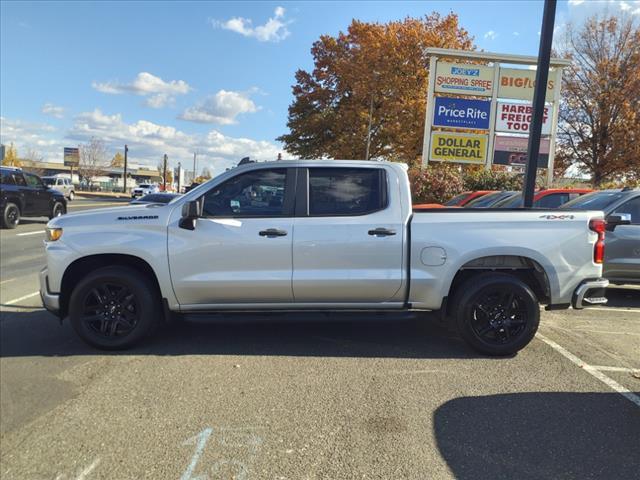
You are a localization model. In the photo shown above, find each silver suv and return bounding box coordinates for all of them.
[42,176,75,201]
[563,188,640,285]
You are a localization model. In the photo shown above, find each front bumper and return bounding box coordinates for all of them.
[572,278,609,309]
[39,267,60,315]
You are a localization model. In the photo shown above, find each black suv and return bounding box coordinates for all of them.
[0,167,67,229]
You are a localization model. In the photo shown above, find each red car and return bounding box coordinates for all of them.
[413,190,496,210]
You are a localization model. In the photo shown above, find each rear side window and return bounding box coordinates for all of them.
[1,171,14,185]
[308,168,387,216]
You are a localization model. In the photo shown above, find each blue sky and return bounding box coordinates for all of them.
[1,0,637,173]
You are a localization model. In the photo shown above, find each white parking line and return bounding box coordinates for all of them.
[3,291,40,305]
[591,365,640,373]
[0,278,16,286]
[69,202,123,208]
[537,332,640,408]
[16,230,44,236]
[590,307,640,314]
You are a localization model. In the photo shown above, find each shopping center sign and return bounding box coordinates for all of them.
[434,62,494,97]
[433,97,491,130]
[493,136,550,168]
[430,132,488,164]
[498,67,555,102]
[495,101,553,134]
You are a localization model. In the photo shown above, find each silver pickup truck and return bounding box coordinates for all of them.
[40,160,614,355]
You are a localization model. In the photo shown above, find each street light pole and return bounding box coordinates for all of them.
[123,144,128,194]
[523,0,557,207]
[163,154,168,191]
[365,95,374,160]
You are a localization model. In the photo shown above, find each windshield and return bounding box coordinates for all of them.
[562,191,624,210]
[42,178,55,186]
[444,192,472,206]
[466,191,516,208]
[138,184,151,188]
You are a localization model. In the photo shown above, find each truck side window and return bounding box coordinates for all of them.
[308,168,387,216]
[202,168,287,217]
[613,197,640,224]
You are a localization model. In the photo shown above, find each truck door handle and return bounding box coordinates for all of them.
[368,228,396,237]
[259,228,288,237]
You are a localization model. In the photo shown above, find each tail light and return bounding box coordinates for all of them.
[589,219,606,264]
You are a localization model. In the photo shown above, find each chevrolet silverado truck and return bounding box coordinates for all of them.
[40,160,615,355]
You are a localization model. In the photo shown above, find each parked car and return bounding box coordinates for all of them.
[495,188,593,209]
[130,193,180,205]
[1,167,67,228]
[562,188,639,285]
[42,176,75,201]
[41,160,607,355]
[445,190,496,207]
[131,183,159,198]
[464,191,519,208]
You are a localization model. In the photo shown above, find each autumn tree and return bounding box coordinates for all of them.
[111,152,125,168]
[78,137,108,182]
[277,14,474,166]
[2,143,21,167]
[555,15,640,185]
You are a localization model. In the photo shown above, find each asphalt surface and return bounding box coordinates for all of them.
[1,197,638,480]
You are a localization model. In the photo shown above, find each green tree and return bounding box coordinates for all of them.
[277,14,474,166]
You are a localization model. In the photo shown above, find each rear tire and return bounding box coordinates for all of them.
[68,266,160,350]
[452,273,539,356]
[68,191,75,201]
[49,201,66,219]
[2,202,20,229]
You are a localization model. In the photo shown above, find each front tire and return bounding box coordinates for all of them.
[2,202,20,229]
[453,273,540,356]
[49,201,66,219]
[68,191,75,201]
[68,266,160,350]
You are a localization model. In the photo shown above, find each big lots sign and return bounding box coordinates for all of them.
[496,101,552,135]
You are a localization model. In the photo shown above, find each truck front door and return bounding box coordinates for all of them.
[292,166,405,303]
[168,167,296,306]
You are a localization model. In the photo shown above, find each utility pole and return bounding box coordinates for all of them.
[123,144,128,193]
[365,95,374,160]
[523,0,557,207]
[177,162,182,192]
[162,154,168,191]
[193,152,197,182]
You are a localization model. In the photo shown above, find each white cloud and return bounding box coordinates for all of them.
[92,72,191,108]
[212,6,291,42]
[512,31,520,36]
[0,117,64,161]
[568,0,585,5]
[66,109,280,172]
[42,102,65,119]
[179,89,259,125]
[483,30,498,40]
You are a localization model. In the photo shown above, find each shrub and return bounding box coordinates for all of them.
[409,163,465,203]
[462,166,523,191]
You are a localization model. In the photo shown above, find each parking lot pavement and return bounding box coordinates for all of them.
[1,200,639,479]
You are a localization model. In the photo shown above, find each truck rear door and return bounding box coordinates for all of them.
[292,166,405,303]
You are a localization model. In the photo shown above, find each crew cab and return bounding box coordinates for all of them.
[40,161,610,355]
[1,167,67,228]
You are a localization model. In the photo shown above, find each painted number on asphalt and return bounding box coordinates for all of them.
[181,427,263,480]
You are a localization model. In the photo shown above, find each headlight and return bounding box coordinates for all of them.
[46,227,63,242]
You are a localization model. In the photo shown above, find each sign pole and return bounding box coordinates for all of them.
[523,0,557,207]
[485,62,501,171]
[163,154,168,191]
[421,55,437,168]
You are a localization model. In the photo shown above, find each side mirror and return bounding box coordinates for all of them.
[179,200,202,230]
[605,213,632,231]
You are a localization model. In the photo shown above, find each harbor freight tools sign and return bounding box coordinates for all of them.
[498,67,555,101]
[496,101,552,134]
[434,62,494,97]
[493,136,550,168]
[430,132,488,164]
[433,97,491,130]
[63,147,80,166]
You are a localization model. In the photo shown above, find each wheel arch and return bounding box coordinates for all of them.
[444,255,551,316]
[59,254,162,318]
